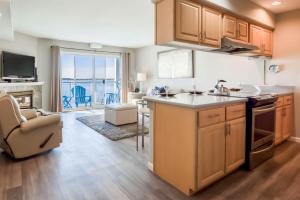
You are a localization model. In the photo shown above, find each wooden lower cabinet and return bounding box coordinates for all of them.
[225,118,246,173]
[197,108,246,190]
[275,107,283,145]
[153,103,246,195]
[198,122,226,189]
[282,105,293,140]
[275,95,294,145]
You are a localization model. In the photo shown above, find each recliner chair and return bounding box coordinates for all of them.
[0,94,63,159]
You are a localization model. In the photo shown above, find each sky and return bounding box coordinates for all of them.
[61,53,119,80]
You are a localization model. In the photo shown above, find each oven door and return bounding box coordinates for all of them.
[252,104,276,150]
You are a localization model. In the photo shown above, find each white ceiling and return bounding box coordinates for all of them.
[12,0,155,48]
[250,0,300,14]
[0,0,13,40]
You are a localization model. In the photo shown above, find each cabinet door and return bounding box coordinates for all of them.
[225,118,246,173]
[198,122,225,189]
[275,107,283,145]
[202,7,222,47]
[176,0,201,42]
[250,24,263,53]
[237,19,249,42]
[282,105,293,140]
[223,15,236,39]
[262,28,273,56]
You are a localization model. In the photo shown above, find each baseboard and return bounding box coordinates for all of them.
[148,161,153,171]
[288,137,300,143]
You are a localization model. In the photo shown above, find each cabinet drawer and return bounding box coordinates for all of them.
[226,104,245,120]
[284,95,293,105]
[275,97,284,107]
[199,107,225,127]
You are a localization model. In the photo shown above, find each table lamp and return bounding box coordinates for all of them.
[137,73,147,93]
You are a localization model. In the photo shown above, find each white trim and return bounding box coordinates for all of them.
[147,162,153,172]
[0,82,44,87]
[288,137,300,143]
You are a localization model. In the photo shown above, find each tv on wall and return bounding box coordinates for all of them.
[1,51,35,80]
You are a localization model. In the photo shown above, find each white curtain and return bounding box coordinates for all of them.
[50,46,62,112]
[121,52,130,103]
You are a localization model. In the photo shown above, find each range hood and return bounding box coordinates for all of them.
[211,37,259,55]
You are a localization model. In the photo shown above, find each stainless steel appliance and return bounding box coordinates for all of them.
[247,95,277,169]
[211,37,258,55]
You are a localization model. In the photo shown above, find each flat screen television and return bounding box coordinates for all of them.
[1,51,35,80]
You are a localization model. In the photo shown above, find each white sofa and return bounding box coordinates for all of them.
[105,104,138,126]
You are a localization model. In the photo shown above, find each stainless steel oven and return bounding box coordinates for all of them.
[252,104,276,150]
[249,102,276,169]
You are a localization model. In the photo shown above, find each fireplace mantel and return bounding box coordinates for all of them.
[0,82,44,87]
[0,82,44,109]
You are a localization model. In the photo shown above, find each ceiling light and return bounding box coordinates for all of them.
[272,0,282,6]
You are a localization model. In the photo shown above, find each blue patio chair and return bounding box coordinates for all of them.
[71,86,92,108]
[105,81,121,104]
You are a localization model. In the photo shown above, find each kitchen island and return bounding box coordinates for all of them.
[144,93,248,196]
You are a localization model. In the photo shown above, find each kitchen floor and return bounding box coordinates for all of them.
[0,111,299,200]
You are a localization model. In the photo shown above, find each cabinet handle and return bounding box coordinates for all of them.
[282,108,286,116]
[204,31,206,39]
[226,123,231,135]
[208,114,220,118]
[232,109,243,113]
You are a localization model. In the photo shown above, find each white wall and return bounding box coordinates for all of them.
[0,32,38,58]
[266,9,300,138]
[135,45,265,92]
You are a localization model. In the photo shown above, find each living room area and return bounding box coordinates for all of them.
[0,0,157,199]
[2,0,300,199]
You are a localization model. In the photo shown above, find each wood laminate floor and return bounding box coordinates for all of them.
[0,111,300,200]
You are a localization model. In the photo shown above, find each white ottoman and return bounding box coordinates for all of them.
[105,104,138,126]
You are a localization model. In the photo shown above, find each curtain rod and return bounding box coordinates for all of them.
[51,45,123,54]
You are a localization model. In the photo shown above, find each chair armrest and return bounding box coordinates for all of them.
[21,109,38,120]
[20,114,61,132]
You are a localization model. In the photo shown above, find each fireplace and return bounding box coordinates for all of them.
[8,91,33,109]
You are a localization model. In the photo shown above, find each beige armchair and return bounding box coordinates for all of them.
[0,95,63,159]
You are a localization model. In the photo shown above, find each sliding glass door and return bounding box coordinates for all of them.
[61,51,121,111]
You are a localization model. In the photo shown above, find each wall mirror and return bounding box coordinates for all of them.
[158,49,194,79]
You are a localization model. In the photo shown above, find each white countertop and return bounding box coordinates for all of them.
[144,93,248,108]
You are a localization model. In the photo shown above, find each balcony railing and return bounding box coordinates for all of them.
[61,78,121,110]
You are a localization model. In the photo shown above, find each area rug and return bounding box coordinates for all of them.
[76,115,149,141]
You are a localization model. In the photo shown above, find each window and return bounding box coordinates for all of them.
[61,51,121,111]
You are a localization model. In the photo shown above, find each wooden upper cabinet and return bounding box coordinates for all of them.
[262,28,273,56]
[223,15,236,39]
[237,19,249,42]
[225,118,246,173]
[250,24,263,54]
[250,24,273,56]
[202,7,222,47]
[176,0,201,43]
[198,122,225,189]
